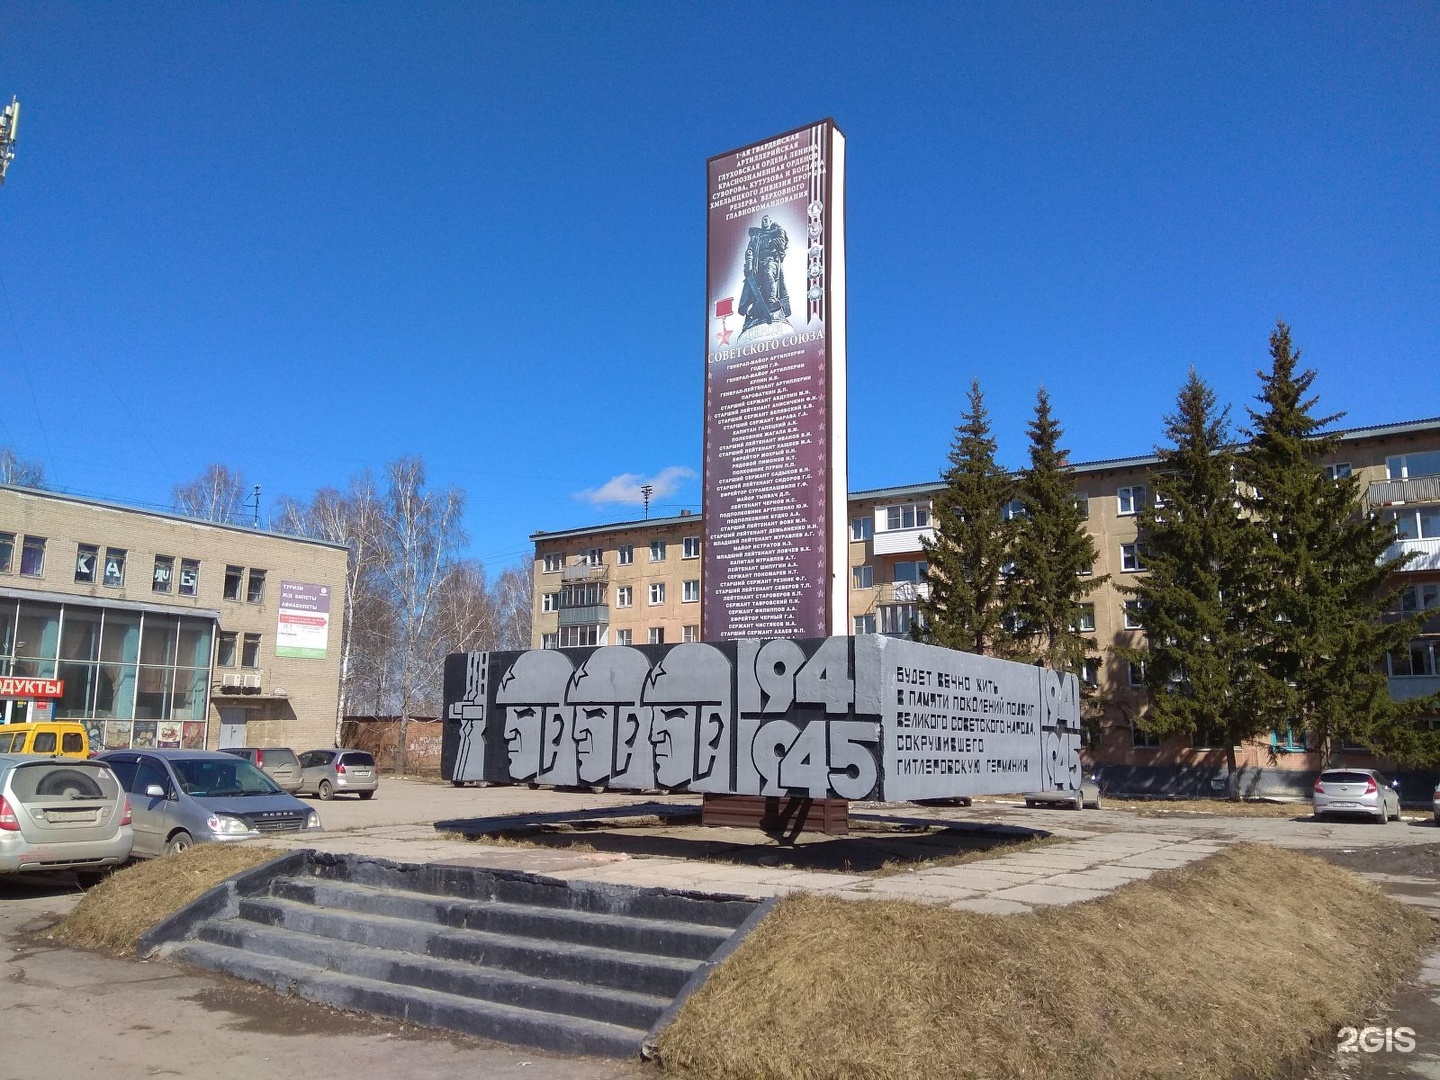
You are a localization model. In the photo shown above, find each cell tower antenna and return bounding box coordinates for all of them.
[0,98,20,185]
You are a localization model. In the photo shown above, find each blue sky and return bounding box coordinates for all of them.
[4,2,1437,573]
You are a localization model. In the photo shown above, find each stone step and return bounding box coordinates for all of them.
[236,895,699,997]
[169,940,647,1059]
[195,919,672,1030]
[307,856,756,929]
[267,875,733,961]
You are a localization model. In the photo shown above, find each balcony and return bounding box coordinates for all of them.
[557,605,610,627]
[877,580,932,604]
[873,527,934,556]
[562,563,608,582]
[1369,474,1440,510]
[1383,537,1440,573]
[1389,675,1440,704]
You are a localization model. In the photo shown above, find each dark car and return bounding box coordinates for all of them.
[98,749,322,856]
[218,746,303,793]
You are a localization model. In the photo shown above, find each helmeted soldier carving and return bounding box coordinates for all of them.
[737,215,791,337]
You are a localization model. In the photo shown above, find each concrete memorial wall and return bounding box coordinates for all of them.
[442,636,1083,802]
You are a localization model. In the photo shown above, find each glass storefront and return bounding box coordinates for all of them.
[0,597,213,750]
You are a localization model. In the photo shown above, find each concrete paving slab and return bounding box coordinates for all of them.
[1039,868,1155,891]
[925,867,1050,891]
[949,897,1035,916]
[1112,852,1208,869]
[989,882,1109,906]
[983,851,1100,871]
[865,880,981,902]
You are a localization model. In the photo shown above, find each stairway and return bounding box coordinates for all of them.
[139,850,765,1058]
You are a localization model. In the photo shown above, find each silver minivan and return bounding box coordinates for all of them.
[99,749,322,856]
[218,747,303,793]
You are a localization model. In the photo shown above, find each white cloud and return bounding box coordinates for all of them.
[576,466,696,507]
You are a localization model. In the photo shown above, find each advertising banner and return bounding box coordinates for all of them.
[703,120,848,640]
[275,580,332,660]
[441,637,1082,802]
[0,676,63,699]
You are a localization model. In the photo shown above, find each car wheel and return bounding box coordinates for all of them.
[451,780,468,788]
[317,779,334,801]
[164,831,193,856]
[37,769,104,799]
[1088,793,1103,810]
[1073,791,1085,810]
[1024,798,1036,808]
[358,790,374,800]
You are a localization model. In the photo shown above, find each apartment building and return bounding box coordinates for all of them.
[530,417,1440,793]
[0,484,347,753]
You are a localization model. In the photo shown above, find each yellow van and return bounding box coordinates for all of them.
[0,722,91,758]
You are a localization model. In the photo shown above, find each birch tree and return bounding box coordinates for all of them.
[174,464,253,524]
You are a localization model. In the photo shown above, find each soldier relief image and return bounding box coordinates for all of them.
[737,214,792,343]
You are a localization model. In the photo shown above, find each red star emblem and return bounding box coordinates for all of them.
[715,324,734,345]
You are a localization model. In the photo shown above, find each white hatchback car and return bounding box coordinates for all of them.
[1312,768,1401,823]
[0,753,133,885]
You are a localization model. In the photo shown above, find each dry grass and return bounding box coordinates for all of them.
[655,843,1434,1080]
[1102,797,1308,818]
[53,844,284,955]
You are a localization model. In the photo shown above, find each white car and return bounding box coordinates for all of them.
[1312,769,1400,823]
[1025,777,1102,810]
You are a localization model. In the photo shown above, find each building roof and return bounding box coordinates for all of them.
[0,483,350,552]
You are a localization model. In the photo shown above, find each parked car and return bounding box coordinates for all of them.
[1433,779,1440,824]
[0,721,91,758]
[0,753,133,885]
[1024,776,1103,810]
[297,749,379,801]
[97,749,322,856]
[1312,768,1401,823]
[218,746,303,793]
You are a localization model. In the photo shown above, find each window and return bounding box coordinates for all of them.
[1390,640,1439,678]
[541,592,559,613]
[850,516,873,542]
[1117,486,1146,515]
[1073,493,1090,519]
[1128,660,1146,687]
[648,627,665,645]
[879,603,918,636]
[614,629,632,646]
[683,536,701,559]
[1002,498,1026,521]
[561,582,603,607]
[1271,725,1306,753]
[560,625,601,647]
[216,631,238,668]
[1131,722,1162,749]
[883,503,930,531]
[649,583,666,606]
[893,560,928,583]
[649,540,667,562]
[103,548,126,588]
[683,580,700,603]
[542,553,565,573]
[246,568,266,603]
[683,624,699,643]
[1191,724,1226,750]
[1081,658,1101,687]
[1386,506,1440,541]
[1120,543,1148,572]
[541,633,559,650]
[1388,451,1440,480]
[852,565,873,590]
[20,535,45,577]
[1071,604,1096,633]
[224,565,244,600]
[0,532,12,573]
[617,545,634,565]
[616,586,633,608]
[1123,600,1147,630]
[854,614,876,635]
[578,547,603,566]
[178,558,199,597]
[152,555,174,593]
[75,543,99,584]
[1398,584,1440,613]
[1324,463,1352,481]
[240,633,261,669]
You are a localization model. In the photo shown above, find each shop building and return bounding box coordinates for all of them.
[0,484,347,753]
[529,416,1440,794]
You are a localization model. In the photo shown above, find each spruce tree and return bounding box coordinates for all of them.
[1241,321,1433,765]
[1117,370,1278,782]
[919,380,1016,655]
[1009,387,1107,672]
